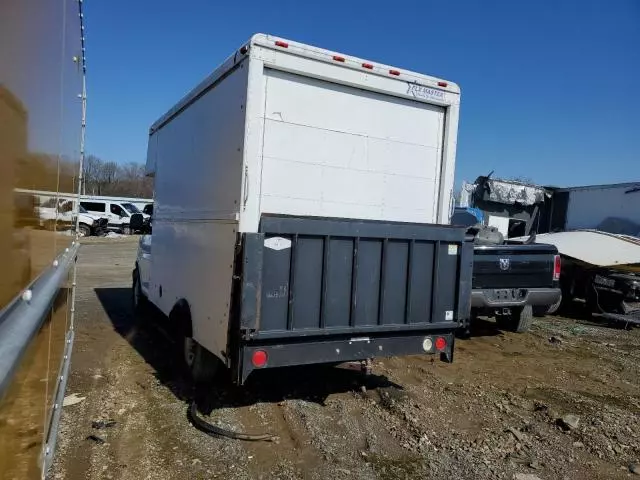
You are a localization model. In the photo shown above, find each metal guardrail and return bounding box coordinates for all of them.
[43,328,75,472]
[0,242,79,399]
[0,242,79,478]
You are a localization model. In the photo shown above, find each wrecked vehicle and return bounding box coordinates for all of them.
[452,208,561,333]
[530,230,640,326]
[459,175,640,327]
[38,198,108,236]
[459,174,552,239]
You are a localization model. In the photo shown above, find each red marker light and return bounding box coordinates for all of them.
[389,69,400,76]
[239,45,248,55]
[275,41,289,48]
[252,350,268,368]
[333,55,345,62]
[435,337,447,351]
[362,63,373,70]
[437,81,448,87]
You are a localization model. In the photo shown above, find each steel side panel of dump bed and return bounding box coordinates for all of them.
[240,216,473,339]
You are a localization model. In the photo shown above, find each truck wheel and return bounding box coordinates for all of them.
[183,338,219,385]
[78,223,91,237]
[132,268,148,315]
[496,305,533,333]
[545,294,563,315]
[511,305,533,333]
[171,301,220,385]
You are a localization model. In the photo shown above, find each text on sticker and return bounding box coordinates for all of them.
[407,83,445,101]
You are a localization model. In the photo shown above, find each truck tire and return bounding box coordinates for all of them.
[78,223,91,237]
[183,338,219,385]
[132,268,148,315]
[545,294,563,315]
[170,301,220,385]
[497,305,533,333]
[512,305,533,333]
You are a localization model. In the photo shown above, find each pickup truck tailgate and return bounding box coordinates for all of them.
[473,244,557,289]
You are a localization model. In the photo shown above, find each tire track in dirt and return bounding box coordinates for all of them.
[51,241,640,480]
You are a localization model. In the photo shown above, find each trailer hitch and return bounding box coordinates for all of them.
[337,358,373,375]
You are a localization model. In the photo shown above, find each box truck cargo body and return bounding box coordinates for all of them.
[138,34,471,384]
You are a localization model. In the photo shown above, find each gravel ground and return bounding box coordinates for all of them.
[50,239,640,480]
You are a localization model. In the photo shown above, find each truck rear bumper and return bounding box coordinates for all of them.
[471,288,561,308]
[238,331,455,384]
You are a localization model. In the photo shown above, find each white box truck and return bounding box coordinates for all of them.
[135,34,472,385]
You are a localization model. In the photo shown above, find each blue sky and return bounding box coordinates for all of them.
[84,0,639,187]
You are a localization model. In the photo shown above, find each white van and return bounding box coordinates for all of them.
[120,201,150,222]
[80,200,133,233]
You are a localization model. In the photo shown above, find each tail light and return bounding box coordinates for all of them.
[252,350,268,368]
[553,255,561,281]
[435,337,447,351]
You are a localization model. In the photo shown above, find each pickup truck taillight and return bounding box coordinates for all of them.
[553,255,561,281]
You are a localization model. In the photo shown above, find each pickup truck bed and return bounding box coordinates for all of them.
[468,242,561,333]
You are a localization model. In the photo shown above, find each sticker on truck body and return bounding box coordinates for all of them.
[448,244,458,256]
[264,236,292,251]
[406,82,446,102]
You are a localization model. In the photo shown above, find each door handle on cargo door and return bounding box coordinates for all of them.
[243,165,249,210]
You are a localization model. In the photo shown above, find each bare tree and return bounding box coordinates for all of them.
[83,154,102,194]
[82,154,152,197]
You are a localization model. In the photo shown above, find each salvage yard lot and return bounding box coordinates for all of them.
[51,239,640,480]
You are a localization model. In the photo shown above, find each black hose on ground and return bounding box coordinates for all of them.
[188,401,278,442]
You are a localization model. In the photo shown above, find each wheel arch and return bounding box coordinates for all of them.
[169,299,193,338]
[77,222,92,236]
